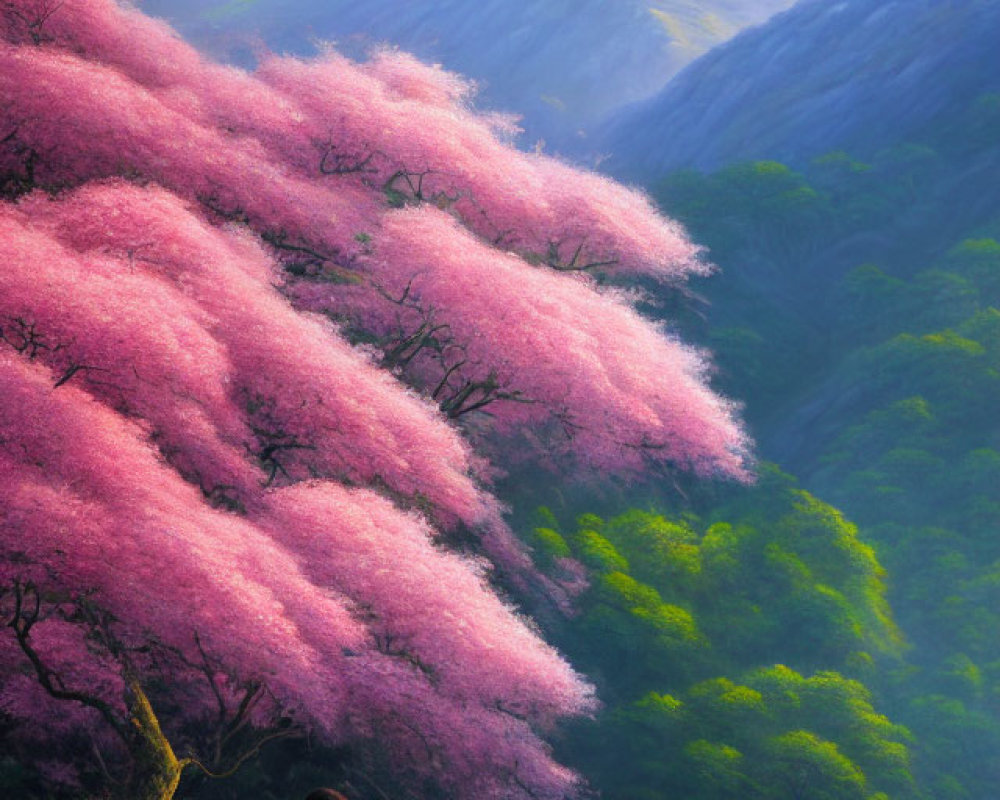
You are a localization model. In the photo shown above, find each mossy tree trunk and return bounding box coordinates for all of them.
[122,678,190,800]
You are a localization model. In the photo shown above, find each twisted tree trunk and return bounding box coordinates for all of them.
[123,678,188,800]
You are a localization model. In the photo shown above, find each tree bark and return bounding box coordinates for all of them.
[123,678,187,800]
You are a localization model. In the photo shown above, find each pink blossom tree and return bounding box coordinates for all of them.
[0,1,750,798]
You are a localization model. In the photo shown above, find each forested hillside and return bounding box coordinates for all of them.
[509,1,1000,796]
[635,10,1000,794]
[526,471,916,800]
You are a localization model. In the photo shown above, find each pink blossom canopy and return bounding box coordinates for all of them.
[0,0,750,796]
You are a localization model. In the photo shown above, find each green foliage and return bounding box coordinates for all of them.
[573,528,630,573]
[645,113,1000,798]
[683,740,747,797]
[526,526,572,570]
[656,159,831,269]
[942,238,1000,299]
[765,730,867,799]
[535,473,915,799]
[551,87,1000,797]
[568,665,915,800]
[599,510,702,590]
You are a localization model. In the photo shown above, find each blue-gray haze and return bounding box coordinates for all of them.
[138,0,794,147]
[601,0,1000,176]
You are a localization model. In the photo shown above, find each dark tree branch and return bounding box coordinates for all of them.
[545,239,619,273]
[3,1,64,45]
[0,317,66,359]
[319,142,380,176]
[0,126,40,199]
[437,370,527,418]
[431,359,467,402]
[53,362,106,389]
[262,231,335,266]
[248,423,317,487]
[382,168,457,209]
[184,727,300,781]
[4,581,130,742]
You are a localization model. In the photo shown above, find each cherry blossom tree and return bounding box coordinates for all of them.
[0,1,750,798]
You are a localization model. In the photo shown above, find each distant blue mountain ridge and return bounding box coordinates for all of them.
[138,0,794,148]
[600,0,1000,177]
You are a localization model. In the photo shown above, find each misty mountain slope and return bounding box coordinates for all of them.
[138,0,794,145]
[602,0,1000,176]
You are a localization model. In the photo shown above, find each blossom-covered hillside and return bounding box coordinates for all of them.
[0,1,747,798]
